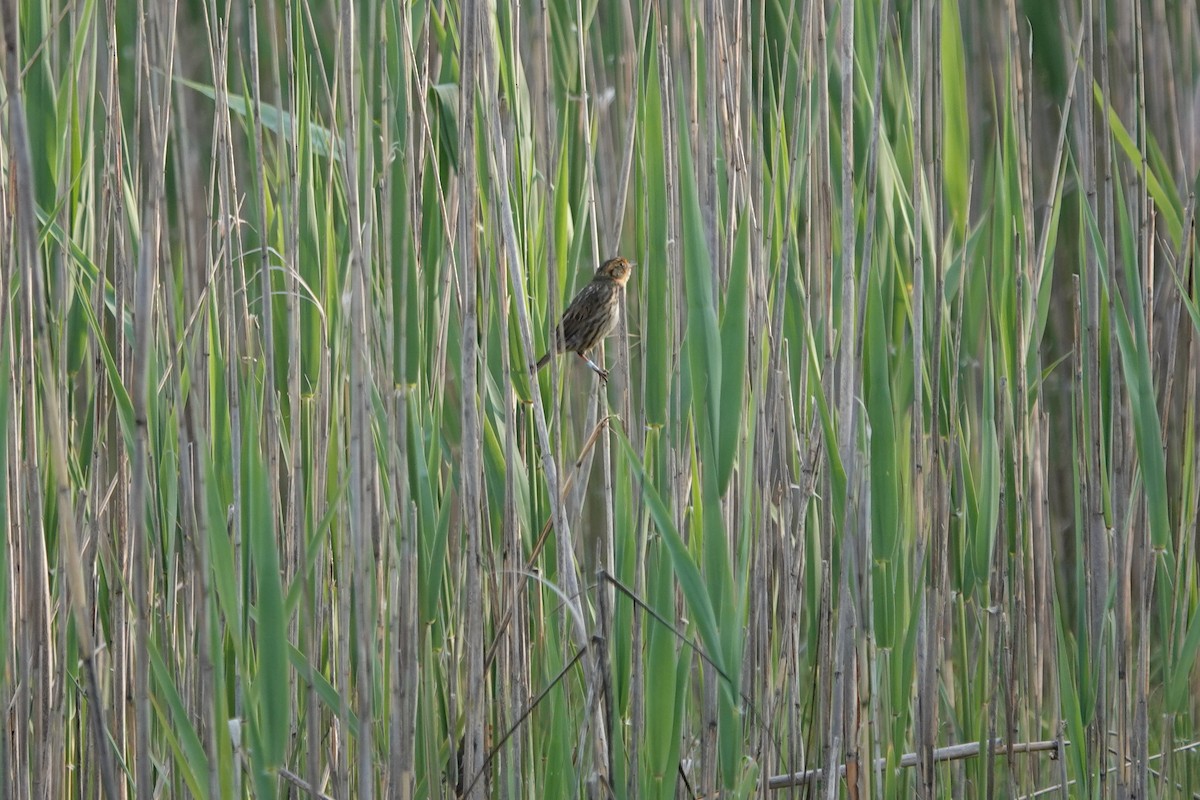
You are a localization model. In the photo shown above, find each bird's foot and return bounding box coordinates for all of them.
[578,353,609,383]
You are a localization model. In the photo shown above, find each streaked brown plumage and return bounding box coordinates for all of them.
[533,256,633,381]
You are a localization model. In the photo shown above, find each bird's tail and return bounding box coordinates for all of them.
[532,352,552,373]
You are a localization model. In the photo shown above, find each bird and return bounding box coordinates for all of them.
[532,256,634,382]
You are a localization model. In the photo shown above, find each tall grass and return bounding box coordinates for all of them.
[3,0,1200,797]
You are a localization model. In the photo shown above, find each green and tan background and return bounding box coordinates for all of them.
[3,0,1200,797]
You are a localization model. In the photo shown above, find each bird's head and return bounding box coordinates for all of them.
[597,256,634,287]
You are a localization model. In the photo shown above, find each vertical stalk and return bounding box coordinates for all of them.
[458,2,485,796]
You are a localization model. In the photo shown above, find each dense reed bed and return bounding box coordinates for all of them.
[3,0,1200,797]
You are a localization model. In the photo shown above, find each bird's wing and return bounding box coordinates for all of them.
[555,283,601,338]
